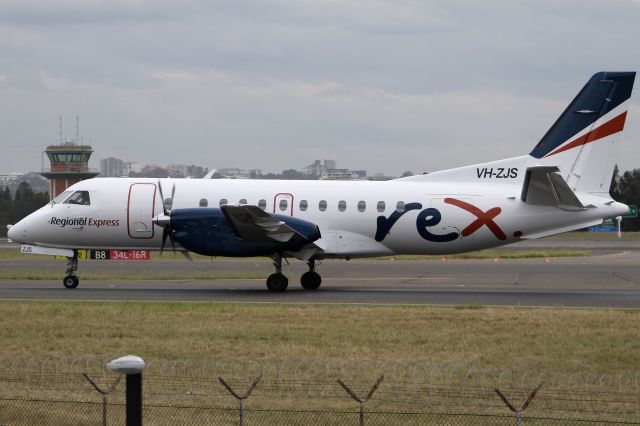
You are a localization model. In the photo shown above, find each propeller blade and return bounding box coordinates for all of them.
[157,180,167,215]
[169,229,176,252]
[156,179,177,257]
[181,251,193,262]
[160,227,170,256]
[169,182,176,212]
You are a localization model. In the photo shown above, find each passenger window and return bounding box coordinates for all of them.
[377,201,385,212]
[199,198,208,207]
[239,199,247,205]
[319,200,327,211]
[357,201,366,212]
[299,200,308,211]
[64,191,90,206]
[258,199,267,210]
[219,198,228,206]
[338,200,347,212]
[396,201,405,212]
[279,199,288,211]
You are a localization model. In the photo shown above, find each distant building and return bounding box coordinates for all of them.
[320,169,352,180]
[166,164,209,178]
[248,169,262,179]
[139,164,169,178]
[185,165,208,178]
[123,162,142,176]
[306,160,323,177]
[167,164,188,178]
[323,159,336,171]
[306,159,337,177]
[0,172,23,183]
[218,168,249,179]
[369,173,395,181]
[100,157,124,177]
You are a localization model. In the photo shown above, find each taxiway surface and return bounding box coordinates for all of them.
[1,249,638,307]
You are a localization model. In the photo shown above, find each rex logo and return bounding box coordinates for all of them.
[375,198,506,242]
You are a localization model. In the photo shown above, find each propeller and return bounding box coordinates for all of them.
[151,180,194,261]
[152,180,176,256]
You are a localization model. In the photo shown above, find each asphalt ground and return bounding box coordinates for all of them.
[0,243,639,307]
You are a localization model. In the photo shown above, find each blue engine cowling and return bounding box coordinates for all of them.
[169,208,321,256]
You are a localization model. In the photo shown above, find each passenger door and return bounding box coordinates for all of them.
[127,183,157,239]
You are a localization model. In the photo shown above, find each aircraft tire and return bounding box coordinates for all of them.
[266,273,288,292]
[300,271,321,290]
[63,275,79,289]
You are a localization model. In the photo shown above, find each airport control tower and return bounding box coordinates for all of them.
[39,117,100,200]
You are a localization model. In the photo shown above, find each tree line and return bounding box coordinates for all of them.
[0,169,639,238]
[0,182,49,237]
[611,168,640,231]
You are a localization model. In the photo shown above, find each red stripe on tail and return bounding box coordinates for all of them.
[544,111,627,158]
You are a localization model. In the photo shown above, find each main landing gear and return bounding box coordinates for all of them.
[300,259,321,290]
[265,255,322,292]
[266,254,288,292]
[63,252,79,289]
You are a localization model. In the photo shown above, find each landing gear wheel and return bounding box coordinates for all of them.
[300,271,322,290]
[266,273,288,292]
[63,275,79,289]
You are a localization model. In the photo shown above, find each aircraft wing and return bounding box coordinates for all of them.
[221,205,300,243]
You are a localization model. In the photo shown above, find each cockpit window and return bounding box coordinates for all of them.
[52,191,73,204]
[64,191,91,206]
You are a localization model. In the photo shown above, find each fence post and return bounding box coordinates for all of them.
[495,384,542,426]
[218,374,262,426]
[83,372,122,426]
[106,355,146,426]
[337,375,384,426]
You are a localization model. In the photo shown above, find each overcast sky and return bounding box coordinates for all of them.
[1,0,639,176]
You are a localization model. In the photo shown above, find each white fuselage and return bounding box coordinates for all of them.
[9,177,625,258]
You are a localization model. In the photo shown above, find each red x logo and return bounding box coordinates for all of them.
[444,198,506,240]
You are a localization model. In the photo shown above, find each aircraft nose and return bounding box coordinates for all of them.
[7,220,27,244]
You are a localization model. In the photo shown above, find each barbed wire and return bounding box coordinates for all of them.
[0,355,638,418]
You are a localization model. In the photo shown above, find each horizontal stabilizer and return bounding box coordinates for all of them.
[521,167,585,211]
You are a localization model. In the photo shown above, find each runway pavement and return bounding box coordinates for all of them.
[1,249,639,307]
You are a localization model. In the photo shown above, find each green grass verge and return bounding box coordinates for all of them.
[0,300,637,371]
[1,301,638,421]
[385,249,592,260]
[545,231,640,240]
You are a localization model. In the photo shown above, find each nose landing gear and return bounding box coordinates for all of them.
[63,252,79,289]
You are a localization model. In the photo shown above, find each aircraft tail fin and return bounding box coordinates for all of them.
[399,72,635,190]
[529,71,635,194]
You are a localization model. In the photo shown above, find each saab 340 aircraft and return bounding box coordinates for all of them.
[7,71,636,292]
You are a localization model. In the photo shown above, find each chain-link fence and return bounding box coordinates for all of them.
[2,398,640,425]
[1,356,639,425]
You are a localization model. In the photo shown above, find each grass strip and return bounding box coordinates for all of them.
[386,249,592,260]
[0,300,638,372]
